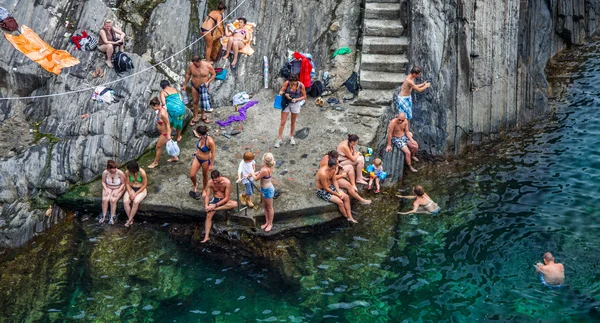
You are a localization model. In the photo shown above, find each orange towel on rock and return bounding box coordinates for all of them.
[220,20,256,56]
[4,25,80,75]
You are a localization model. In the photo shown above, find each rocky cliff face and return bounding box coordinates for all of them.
[407,0,600,155]
[0,0,360,247]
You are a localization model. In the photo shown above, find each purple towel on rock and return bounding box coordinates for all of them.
[216,100,259,127]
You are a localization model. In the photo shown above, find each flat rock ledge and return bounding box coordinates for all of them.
[57,90,388,237]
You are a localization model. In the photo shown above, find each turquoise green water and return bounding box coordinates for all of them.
[2,52,600,321]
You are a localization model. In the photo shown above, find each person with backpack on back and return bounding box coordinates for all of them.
[98,19,126,68]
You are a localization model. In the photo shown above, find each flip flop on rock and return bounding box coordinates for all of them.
[189,191,202,200]
[189,118,199,126]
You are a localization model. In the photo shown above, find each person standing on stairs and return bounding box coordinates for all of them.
[397,66,430,120]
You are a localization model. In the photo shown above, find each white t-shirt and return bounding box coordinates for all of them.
[238,160,255,177]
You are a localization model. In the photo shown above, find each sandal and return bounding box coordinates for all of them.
[189,191,202,200]
[201,116,210,124]
[189,118,199,126]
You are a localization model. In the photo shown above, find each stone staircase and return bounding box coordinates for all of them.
[356,0,408,106]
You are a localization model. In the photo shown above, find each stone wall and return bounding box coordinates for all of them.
[407,0,600,155]
[0,0,361,247]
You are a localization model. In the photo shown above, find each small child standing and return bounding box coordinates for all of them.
[368,158,384,193]
[237,151,256,207]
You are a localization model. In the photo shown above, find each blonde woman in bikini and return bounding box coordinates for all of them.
[100,160,126,224]
[201,2,227,62]
[397,185,440,215]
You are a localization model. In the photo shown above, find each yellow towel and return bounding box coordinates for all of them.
[4,25,80,75]
[220,20,256,56]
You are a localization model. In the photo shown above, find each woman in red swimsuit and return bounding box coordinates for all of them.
[148,97,176,168]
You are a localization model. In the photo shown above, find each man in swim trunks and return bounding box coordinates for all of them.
[535,252,565,287]
[385,111,419,172]
[182,55,216,125]
[202,170,238,243]
[397,66,430,120]
[315,158,357,223]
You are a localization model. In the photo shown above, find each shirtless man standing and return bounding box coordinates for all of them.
[535,252,565,286]
[397,66,430,120]
[315,158,357,223]
[385,112,418,172]
[182,55,216,125]
[202,170,238,243]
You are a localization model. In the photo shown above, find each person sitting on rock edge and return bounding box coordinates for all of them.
[123,160,148,227]
[397,66,430,120]
[385,111,418,172]
[336,134,369,184]
[98,19,126,68]
[315,157,357,223]
[319,150,371,205]
[202,170,238,243]
[100,159,126,224]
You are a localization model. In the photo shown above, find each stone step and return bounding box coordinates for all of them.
[366,0,399,3]
[361,53,408,73]
[360,70,404,90]
[365,2,401,20]
[362,36,408,54]
[364,19,403,37]
[355,89,397,106]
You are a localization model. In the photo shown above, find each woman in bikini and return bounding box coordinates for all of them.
[159,80,186,142]
[123,160,148,227]
[201,2,227,63]
[100,160,126,224]
[336,134,369,185]
[319,151,371,205]
[275,74,306,148]
[189,125,216,199]
[222,17,248,69]
[397,185,441,215]
[251,153,276,232]
[148,97,176,168]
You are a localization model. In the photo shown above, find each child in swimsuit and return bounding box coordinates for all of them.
[237,151,256,207]
[368,158,384,193]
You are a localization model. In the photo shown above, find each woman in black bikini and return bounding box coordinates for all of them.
[189,125,216,199]
[148,97,176,169]
[100,160,126,224]
[201,2,227,63]
[123,161,148,227]
[222,17,248,69]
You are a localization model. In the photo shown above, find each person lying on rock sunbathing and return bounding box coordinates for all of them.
[315,157,357,223]
[319,150,371,205]
[385,111,418,172]
[535,252,565,287]
[222,17,248,69]
[396,185,440,215]
[202,170,238,242]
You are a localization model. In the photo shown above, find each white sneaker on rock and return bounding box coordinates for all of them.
[290,137,296,145]
[274,139,281,148]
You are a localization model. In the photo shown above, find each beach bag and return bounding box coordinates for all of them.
[308,80,324,98]
[84,34,98,51]
[215,69,227,80]
[280,59,302,78]
[166,139,180,156]
[0,16,18,32]
[343,71,361,95]
[112,51,134,74]
[274,95,283,110]
[232,92,250,105]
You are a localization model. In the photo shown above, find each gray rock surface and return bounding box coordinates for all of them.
[406,0,600,155]
[0,0,361,247]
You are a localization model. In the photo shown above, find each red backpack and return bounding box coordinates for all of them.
[0,16,19,32]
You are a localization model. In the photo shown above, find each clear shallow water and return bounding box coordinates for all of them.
[2,53,600,322]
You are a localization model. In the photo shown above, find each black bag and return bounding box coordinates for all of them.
[343,71,361,95]
[280,59,302,78]
[308,80,324,98]
[112,51,134,74]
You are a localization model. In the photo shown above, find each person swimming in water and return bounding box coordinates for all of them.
[396,185,440,215]
[535,252,565,287]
